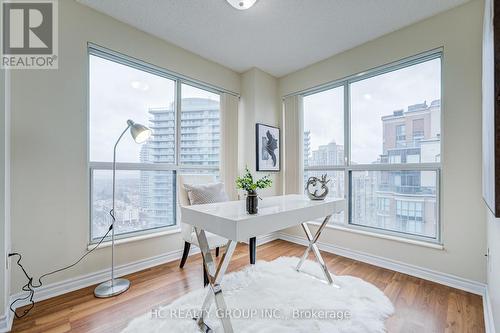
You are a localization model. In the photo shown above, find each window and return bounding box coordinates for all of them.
[396,200,424,234]
[303,51,441,242]
[303,86,345,223]
[395,124,406,147]
[350,170,437,238]
[89,46,221,242]
[377,197,390,214]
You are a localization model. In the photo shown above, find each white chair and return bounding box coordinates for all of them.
[177,174,228,270]
[178,174,258,286]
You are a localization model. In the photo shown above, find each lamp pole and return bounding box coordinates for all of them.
[111,123,131,284]
[95,120,150,298]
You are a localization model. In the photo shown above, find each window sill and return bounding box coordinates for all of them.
[308,222,444,250]
[87,227,181,250]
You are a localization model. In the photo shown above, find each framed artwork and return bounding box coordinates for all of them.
[256,123,280,171]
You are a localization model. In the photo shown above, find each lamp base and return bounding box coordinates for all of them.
[94,278,130,298]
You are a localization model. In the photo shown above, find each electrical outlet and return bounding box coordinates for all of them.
[6,249,12,270]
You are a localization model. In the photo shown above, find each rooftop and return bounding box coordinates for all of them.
[382,99,440,120]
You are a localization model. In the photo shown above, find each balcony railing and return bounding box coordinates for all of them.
[377,184,435,195]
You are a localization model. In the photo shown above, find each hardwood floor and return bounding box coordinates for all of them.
[11,240,485,333]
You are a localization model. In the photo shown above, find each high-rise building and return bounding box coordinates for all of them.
[373,99,440,236]
[304,130,311,168]
[309,141,344,167]
[139,107,176,228]
[380,99,440,164]
[179,98,220,167]
[139,97,220,227]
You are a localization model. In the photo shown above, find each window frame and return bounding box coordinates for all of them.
[87,44,226,244]
[301,48,443,244]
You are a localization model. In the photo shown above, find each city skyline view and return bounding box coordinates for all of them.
[303,57,440,239]
[90,54,440,241]
[304,97,440,239]
[91,96,220,240]
[89,54,222,240]
[304,58,440,164]
[92,95,440,240]
[304,99,441,166]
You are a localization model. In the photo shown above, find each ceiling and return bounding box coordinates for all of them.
[78,0,469,77]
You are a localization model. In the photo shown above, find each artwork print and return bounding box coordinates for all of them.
[256,123,280,171]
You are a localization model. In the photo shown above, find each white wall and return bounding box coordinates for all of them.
[0,67,11,324]
[9,0,240,293]
[487,209,500,331]
[239,68,282,196]
[279,0,486,283]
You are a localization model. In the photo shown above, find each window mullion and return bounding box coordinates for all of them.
[175,79,182,166]
[344,82,351,225]
[304,166,346,171]
[346,163,440,172]
[344,82,350,166]
[89,162,178,171]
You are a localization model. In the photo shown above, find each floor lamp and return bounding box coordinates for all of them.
[94,119,152,298]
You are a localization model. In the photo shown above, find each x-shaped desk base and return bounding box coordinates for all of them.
[194,227,236,333]
[193,215,335,333]
[296,215,335,285]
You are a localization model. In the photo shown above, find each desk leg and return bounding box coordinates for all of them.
[249,237,256,264]
[194,227,236,333]
[296,215,335,285]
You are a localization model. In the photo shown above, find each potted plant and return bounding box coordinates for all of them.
[236,167,272,214]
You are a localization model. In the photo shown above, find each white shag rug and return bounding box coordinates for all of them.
[122,257,393,333]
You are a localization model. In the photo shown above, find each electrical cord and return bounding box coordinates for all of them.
[9,221,113,319]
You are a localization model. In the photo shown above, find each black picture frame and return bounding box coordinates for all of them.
[255,123,280,172]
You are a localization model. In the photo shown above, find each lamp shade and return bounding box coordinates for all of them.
[127,120,152,143]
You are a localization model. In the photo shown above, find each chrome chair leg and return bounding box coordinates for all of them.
[194,227,236,333]
[296,215,335,285]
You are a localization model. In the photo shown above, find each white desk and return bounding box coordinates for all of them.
[181,194,345,333]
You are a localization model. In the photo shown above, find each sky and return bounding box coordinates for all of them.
[89,55,219,163]
[303,57,441,165]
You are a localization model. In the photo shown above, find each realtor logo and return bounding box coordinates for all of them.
[1,0,58,69]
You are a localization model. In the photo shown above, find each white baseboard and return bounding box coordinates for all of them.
[483,287,497,333]
[0,312,12,333]
[278,232,487,295]
[10,247,196,308]
[4,232,279,332]
[256,233,279,246]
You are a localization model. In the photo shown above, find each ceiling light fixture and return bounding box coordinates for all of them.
[226,0,258,10]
